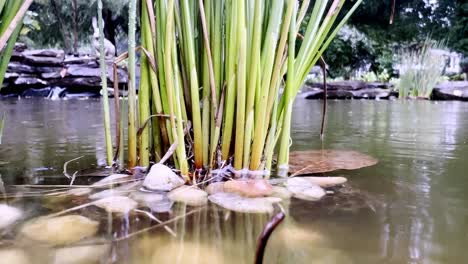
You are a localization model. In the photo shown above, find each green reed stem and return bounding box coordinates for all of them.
[127,0,137,168]
[277,2,297,176]
[97,0,113,166]
[181,0,203,168]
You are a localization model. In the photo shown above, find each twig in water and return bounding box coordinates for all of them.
[319,56,328,140]
[13,179,142,189]
[134,209,177,237]
[114,208,202,242]
[254,205,286,264]
[63,156,84,179]
[69,171,78,186]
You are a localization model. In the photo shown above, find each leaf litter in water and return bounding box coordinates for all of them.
[288,150,378,176]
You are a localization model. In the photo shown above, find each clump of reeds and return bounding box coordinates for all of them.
[101,0,362,178]
[397,39,446,99]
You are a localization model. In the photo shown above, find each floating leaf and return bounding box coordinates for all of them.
[288,150,378,176]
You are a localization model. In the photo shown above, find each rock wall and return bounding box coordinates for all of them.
[432,81,468,101]
[300,80,468,101]
[1,44,129,98]
[3,44,467,101]
[300,81,397,100]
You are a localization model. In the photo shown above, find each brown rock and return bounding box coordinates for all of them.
[224,179,273,197]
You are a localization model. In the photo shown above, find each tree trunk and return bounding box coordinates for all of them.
[103,6,117,52]
[72,0,78,54]
[50,0,70,52]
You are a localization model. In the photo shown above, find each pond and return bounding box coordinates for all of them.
[1,98,468,263]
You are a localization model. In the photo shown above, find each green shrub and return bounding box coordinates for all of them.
[397,39,446,98]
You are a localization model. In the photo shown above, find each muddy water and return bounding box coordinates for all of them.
[1,98,468,263]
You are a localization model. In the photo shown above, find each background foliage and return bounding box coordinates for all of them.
[19,0,468,75]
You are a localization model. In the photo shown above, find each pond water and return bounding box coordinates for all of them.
[1,98,468,263]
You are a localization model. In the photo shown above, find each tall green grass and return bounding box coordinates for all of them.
[397,39,446,99]
[105,0,362,178]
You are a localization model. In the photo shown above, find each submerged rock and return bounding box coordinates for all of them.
[19,215,99,246]
[146,198,174,213]
[91,174,131,186]
[143,164,185,191]
[208,193,281,214]
[300,176,347,187]
[94,196,138,214]
[224,179,273,197]
[286,178,326,201]
[129,191,165,204]
[271,186,292,200]
[0,204,22,229]
[205,182,225,194]
[168,186,208,206]
[53,244,110,264]
[129,190,173,212]
[66,188,92,196]
[89,182,140,200]
[0,249,30,264]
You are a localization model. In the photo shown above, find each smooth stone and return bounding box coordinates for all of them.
[224,179,273,197]
[208,193,280,214]
[205,182,225,194]
[301,176,347,187]
[66,188,92,196]
[129,191,165,204]
[271,186,292,199]
[168,186,208,206]
[286,178,326,201]
[143,164,185,191]
[93,196,138,214]
[53,244,110,264]
[91,174,131,186]
[19,215,98,246]
[0,249,30,264]
[0,204,22,229]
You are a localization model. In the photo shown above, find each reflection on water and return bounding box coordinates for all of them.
[1,98,468,263]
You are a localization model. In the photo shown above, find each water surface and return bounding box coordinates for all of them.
[1,98,468,263]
